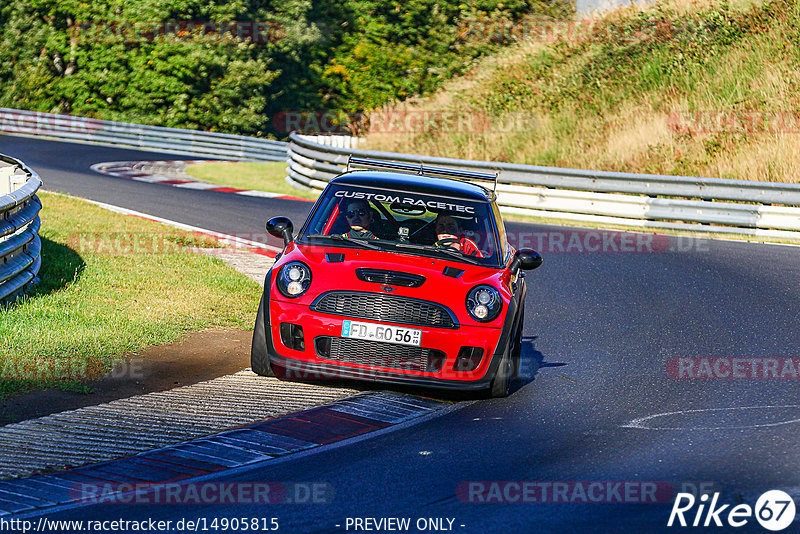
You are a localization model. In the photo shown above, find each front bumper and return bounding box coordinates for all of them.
[265,298,517,390]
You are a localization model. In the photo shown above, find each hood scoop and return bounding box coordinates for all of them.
[442,266,465,278]
[325,253,345,263]
[355,268,425,287]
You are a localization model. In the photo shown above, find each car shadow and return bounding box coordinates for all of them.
[509,335,566,394]
[277,335,567,402]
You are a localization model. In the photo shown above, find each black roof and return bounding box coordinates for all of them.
[331,171,494,202]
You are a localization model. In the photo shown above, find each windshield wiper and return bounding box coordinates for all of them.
[306,234,382,251]
[392,242,483,265]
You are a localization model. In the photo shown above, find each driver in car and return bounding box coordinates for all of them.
[342,199,379,240]
[434,214,484,257]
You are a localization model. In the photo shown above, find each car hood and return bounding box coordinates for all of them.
[271,243,511,326]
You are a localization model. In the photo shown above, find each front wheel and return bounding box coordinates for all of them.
[251,294,273,377]
[489,303,524,398]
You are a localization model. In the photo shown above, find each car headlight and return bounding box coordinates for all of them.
[466,285,502,322]
[276,261,312,298]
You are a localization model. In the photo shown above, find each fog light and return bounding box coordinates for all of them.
[287,281,304,295]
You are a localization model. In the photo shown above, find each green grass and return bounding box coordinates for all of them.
[185,161,319,200]
[0,192,262,398]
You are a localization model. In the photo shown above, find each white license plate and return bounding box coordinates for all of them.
[341,320,422,347]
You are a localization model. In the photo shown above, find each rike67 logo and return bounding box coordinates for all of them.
[668,490,797,531]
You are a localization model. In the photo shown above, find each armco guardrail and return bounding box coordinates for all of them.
[288,133,800,239]
[0,108,287,161]
[0,155,42,304]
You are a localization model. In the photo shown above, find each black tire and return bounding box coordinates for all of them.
[510,301,524,376]
[489,301,524,398]
[489,351,512,398]
[250,294,274,377]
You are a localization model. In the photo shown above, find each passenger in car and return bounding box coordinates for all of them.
[434,214,484,257]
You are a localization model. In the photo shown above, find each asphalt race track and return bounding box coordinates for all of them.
[0,134,306,251]
[3,133,800,533]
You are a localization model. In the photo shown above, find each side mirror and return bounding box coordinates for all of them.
[267,216,294,246]
[510,248,542,272]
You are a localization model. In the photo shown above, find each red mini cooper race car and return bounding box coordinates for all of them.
[251,157,542,397]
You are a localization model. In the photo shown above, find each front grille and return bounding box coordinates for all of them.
[311,291,456,328]
[315,337,445,372]
[356,268,425,287]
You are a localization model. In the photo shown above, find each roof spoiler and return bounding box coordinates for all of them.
[346,156,499,192]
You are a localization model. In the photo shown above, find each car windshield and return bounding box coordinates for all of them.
[300,182,500,266]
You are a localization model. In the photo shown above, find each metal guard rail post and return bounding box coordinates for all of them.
[0,108,288,162]
[0,155,42,304]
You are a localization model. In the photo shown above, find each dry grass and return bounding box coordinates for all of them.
[362,0,800,183]
[709,135,800,181]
